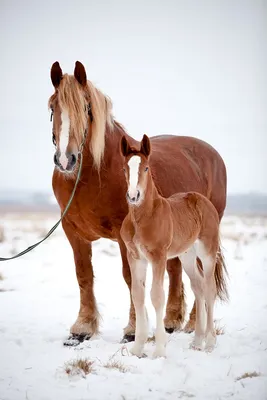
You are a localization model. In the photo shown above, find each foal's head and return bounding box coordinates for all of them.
[49,61,113,173]
[121,135,151,206]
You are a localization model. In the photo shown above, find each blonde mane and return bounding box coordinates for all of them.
[49,74,114,170]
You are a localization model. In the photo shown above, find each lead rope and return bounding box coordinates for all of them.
[0,134,86,262]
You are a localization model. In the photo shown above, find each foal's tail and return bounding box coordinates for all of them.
[214,241,229,302]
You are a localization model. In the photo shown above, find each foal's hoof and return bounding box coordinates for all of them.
[121,334,135,343]
[63,333,91,347]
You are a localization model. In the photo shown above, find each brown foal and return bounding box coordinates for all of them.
[120,135,228,358]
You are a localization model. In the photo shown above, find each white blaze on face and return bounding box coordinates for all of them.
[128,155,141,199]
[59,108,70,169]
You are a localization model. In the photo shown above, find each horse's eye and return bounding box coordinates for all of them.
[145,167,148,172]
[52,133,56,146]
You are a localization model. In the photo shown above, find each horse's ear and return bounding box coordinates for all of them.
[74,61,87,87]
[121,136,130,157]
[140,134,151,157]
[51,61,63,88]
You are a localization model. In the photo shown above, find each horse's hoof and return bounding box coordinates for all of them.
[63,333,91,346]
[121,334,135,343]
[165,327,174,334]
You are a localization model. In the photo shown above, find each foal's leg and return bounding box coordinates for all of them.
[128,254,148,357]
[184,258,202,333]
[180,249,206,351]
[204,272,216,352]
[151,257,168,358]
[198,242,217,351]
[118,240,136,342]
[63,220,99,344]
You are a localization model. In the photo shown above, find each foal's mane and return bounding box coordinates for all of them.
[49,74,114,170]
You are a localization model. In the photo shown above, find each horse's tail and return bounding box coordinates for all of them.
[214,240,229,302]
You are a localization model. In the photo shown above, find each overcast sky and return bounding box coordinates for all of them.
[0,0,266,195]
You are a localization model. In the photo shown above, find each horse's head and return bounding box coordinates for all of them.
[49,61,113,173]
[120,134,151,206]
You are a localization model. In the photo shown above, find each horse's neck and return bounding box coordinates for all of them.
[85,120,137,164]
[130,174,161,224]
[81,121,126,170]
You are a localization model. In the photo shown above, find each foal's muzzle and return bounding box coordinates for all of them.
[126,190,141,204]
[54,152,77,172]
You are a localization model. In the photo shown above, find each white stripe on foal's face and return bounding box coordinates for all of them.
[59,108,70,170]
[128,155,141,202]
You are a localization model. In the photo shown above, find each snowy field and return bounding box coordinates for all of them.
[0,212,266,400]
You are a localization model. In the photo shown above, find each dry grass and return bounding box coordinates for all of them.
[236,371,261,381]
[0,273,4,281]
[102,346,132,373]
[64,358,95,377]
[103,359,129,373]
[147,335,155,343]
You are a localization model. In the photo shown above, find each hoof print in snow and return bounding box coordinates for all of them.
[121,334,135,343]
[131,352,147,359]
[64,333,91,347]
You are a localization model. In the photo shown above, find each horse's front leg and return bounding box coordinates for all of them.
[164,257,186,332]
[63,220,99,345]
[118,239,136,342]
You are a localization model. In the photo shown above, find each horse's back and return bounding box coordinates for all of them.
[149,135,227,220]
[168,191,219,252]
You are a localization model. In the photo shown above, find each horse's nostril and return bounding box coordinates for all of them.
[71,154,76,165]
[54,153,59,166]
[136,190,140,201]
[66,154,77,170]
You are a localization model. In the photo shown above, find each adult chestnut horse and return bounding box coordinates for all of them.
[49,61,227,344]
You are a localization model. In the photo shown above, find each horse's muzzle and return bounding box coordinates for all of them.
[54,152,77,173]
[126,190,141,204]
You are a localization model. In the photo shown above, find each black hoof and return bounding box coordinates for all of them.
[63,333,91,347]
[121,334,135,343]
[165,327,175,334]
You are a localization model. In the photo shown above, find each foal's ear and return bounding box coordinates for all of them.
[51,61,63,88]
[121,136,131,157]
[140,134,151,157]
[74,61,87,87]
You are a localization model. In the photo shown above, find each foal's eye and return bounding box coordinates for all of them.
[145,167,148,172]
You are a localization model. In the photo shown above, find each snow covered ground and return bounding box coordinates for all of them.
[0,213,266,400]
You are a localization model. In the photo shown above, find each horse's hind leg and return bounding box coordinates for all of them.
[164,257,186,332]
[180,248,206,351]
